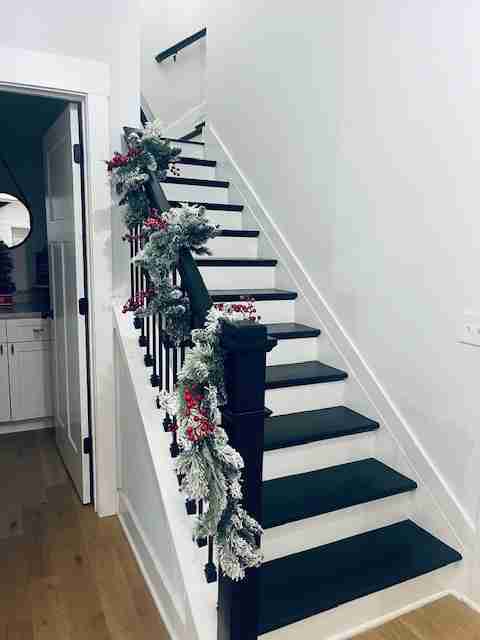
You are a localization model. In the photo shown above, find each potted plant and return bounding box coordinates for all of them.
[0,240,15,309]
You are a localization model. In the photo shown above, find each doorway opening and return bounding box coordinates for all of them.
[0,88,94,512]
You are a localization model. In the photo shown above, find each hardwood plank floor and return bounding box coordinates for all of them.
[0,429,169,640]
[356,595,480,639]
[2,430,480,640]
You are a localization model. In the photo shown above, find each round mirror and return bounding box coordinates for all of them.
[0,193,32,249]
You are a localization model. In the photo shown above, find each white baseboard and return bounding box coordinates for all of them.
[118,491,183,640]
[453,590,480,613]
[333,591,450,640]
[0,417,53,435]
[205,121,473,560]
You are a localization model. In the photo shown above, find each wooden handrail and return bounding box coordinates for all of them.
[144,170,213,328]
[155,28,207,63]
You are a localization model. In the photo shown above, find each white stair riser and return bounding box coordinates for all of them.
[207,235,258,258]
[198,266,275,289]
[263,493,414,562]
[170,163,215,180]
[260,563,461,640]
[210,299,296,323]
[263,432,376,481]
[266,381,345,415]
[169,141,204,159]
[162,182,229,204]
[205,211,243,229]
[267,337,318,366]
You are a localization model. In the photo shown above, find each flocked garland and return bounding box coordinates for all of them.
[109,121,263,580]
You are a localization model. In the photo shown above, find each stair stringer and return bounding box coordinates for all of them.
[204,123,474,608]
[164,101,207,140]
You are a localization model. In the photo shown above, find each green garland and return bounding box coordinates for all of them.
[111,122,218,342]
[170,304,264,581]
[110,121,263,581]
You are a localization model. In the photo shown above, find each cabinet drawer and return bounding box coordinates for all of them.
[0,320,5,340]
[6,318,51,342]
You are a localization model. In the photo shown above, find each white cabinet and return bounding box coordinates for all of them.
[0,318,53,424]
[9,341,53,421]
[0,343,10,422]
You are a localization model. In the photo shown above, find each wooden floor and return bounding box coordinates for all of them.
[2,431,480,640]
[356,595,480,639]
[0,429,169,640]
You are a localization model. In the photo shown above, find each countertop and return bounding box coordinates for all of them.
[0,302,50,320]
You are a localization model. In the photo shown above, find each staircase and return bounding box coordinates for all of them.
[152,125,462,638]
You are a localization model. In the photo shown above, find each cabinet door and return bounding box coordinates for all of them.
[9,341,53,421]
[0,343,11,422]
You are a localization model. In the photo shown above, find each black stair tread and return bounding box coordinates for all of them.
[176,156,216,167]
[169,201,243,212]
[210,288,298,302]
[163,176,229,188]
[196,257,277,267]
[262,458,417,529]
[162,136,204,146]
[266,361,347,390]
[217,229,259,238]
[259,520,462,635]
[179,122,205,141]
[264,406,379,451]
[265,322,321,340]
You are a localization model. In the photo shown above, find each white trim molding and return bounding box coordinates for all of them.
[164,102,206,139]
[0,46,116,517]
[0,417,53,436]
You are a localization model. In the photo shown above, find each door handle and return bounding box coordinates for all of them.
[0,344,3,356]
[11,344,14,355]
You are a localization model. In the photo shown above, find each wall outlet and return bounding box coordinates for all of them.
[459,311,480,347]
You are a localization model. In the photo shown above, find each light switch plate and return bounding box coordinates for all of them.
[459,311,480,347]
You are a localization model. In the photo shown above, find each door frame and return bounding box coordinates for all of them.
[0,46,117,516]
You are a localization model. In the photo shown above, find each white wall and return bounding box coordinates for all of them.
[198,1,480,527]
[140,0,206,128]
[0,0,140,152]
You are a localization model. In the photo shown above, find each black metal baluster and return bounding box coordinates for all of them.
[158,313,163,391]
[145,317,152,365]
[163,328,172,432]
[205,536,217,583]
[138,229,147,347]
[197,500,207,547]
[150,315,159,386]
[186,496,196,515]
[129,230,134,299]
[169,264,180,457]
[133,225,143,330]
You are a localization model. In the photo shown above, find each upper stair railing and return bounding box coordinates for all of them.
[155,27,207,64]
[124,130,276,640]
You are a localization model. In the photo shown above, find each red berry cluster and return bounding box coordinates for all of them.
[144,216,169,231]
[106,148,140,172]
[122,289,154,314]
[183,387,216,443]
[215,297,260,322]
